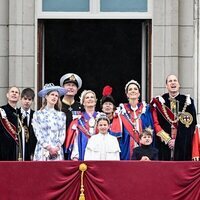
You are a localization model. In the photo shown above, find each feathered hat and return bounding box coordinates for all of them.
[100,85,115,107]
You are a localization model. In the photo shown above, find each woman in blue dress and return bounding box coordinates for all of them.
[110,80,154,160]
[32,83,67,161]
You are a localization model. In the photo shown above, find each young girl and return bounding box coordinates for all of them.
[84,113,120,161]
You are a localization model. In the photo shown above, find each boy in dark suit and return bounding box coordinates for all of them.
[17,88,36,160]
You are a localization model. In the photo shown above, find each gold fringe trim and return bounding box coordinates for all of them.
[79,163,87,200]
[157,130,171,144]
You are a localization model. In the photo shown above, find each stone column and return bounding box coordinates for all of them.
[153,0,179,97]
[194,0,200,123]
[0,0,9,105]
[8,0,35,91]
[178,0,195,97]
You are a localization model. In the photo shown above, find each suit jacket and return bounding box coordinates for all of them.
[17,108,37,160]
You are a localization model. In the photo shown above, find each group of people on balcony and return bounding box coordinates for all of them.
[0,73,199,162]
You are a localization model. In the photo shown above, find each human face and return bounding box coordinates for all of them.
[140,134,152,145]
[63,82,78,97]
[126,84,140,100]
[102,102,114,114]
[7,87,20,104]
[97,119,109,135]
[46,91,59,106]
[21,96,33,111]
[166,75,180,96]
[83,92,96,108]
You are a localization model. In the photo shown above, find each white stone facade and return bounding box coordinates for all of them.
[0,0,35,105]
[0,0,199,122]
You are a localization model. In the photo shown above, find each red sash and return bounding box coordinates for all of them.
[77,124,91,138]
[0,112,19,144]
[120,115,139,145]
[151,98,178,129]
[77,119,98,138]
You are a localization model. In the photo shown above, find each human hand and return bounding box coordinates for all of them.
[140,156,150,161]
[168,139,175,149]
[49,146,59,156]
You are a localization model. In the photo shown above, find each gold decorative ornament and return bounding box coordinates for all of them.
[162,98,188,124]
[79,163,87,200]
[179,112,193,128]
[69,75,76,81]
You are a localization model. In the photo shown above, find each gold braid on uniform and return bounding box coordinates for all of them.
[157,130,171,144]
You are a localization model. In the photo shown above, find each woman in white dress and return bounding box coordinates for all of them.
[32,83,67,161]
[84,113,120,161]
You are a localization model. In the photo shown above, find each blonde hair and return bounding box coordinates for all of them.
[80,90,97,105]
[139,127,153,139]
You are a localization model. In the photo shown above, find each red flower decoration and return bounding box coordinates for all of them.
[102,85,112,96]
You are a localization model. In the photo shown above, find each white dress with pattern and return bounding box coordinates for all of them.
[32,107,66,161]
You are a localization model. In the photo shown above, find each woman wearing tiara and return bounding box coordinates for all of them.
[84,113,120,161]
[110,80,154,160]
[65,90,98,160]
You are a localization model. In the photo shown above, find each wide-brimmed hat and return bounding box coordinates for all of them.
[100,85,115,107]
[60,73,82,89]
[38,83,67,97]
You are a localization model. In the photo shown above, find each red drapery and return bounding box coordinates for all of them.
[0,161,199,200]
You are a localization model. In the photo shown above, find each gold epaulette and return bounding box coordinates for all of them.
[157,130,171,144]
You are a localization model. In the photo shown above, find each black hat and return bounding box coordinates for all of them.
[100,85,115,107]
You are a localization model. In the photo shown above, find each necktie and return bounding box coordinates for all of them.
[26,112,29,126]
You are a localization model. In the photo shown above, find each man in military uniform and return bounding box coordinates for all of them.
[151,74,197,161]
[60,73,83,159]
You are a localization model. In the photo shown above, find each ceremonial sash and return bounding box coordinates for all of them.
[77,124,91,138]
[151,98,178,129]
[77,119,98,138]
[65,118,97,150]
[120,115,140,145]
[0,112,19,145]
[65,119,78,150]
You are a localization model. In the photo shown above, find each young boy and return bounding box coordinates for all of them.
[131,128,158,161]
[17,88,36,160]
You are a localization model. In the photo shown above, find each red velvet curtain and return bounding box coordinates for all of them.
[0,161,199,200]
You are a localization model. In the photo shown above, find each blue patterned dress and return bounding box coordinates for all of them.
[32,107,66,161]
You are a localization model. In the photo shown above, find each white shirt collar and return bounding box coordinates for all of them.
[21,108,30,115]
